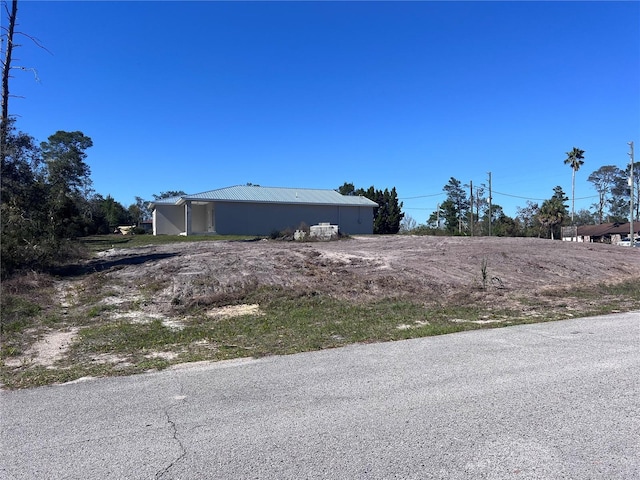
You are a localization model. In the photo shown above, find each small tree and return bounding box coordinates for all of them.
[40,130,94,239]
[442,177,470,234]
[337,183,404,234]
[483,204,517,237]
[100,195,131,229]
[537,186,569,239]
[515,200,540,237]
[365,186,404,234]
[608,159,640,223]
[439,199,459,234]
[426,208,441,230]
[380,187,404,234]
[400,214,417,233]
[128,196,152,225]
[0,121,46,276]
[574,208,595,226]
[587,165,623,223]
[337,182,356,196]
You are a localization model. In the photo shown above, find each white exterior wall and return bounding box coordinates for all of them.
[154,201,374,235]
[191,204,209,233]
[153,205,184,235]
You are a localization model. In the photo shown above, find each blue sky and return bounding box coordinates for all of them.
[8,1,639,221]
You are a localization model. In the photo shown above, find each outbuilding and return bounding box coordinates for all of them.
[150,185,378,236]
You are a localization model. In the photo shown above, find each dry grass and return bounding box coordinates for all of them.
[2,236,639,389]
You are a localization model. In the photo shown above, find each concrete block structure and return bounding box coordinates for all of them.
[150,185,378,236]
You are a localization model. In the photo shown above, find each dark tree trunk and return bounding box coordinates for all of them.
[1,0,18,169]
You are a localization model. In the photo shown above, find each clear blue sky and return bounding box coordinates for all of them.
[8,1,640,221]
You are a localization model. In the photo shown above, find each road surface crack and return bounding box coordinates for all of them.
[155,380,188,479]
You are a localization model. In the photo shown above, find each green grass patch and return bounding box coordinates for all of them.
[0,362,173,390]
[60,295,503,370]
[0,295,41,334]
[3,276,640,390]
[75,320,182,354]
[541,279,640,300]
[86,304,115,318]
[176,294,515,359]
[591,280,640,299]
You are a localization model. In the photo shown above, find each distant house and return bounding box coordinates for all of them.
[562,222,640,244]
[149,185,378,236]
[139,219,153,233]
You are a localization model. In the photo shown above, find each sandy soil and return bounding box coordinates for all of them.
[4,328,79,368]
[91,235,640,310]
[6,235,640,370]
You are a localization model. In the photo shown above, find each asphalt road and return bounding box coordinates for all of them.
[2,312,639,480]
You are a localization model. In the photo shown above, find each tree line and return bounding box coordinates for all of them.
[1,123,148,275]
[1,119,408,279]
[410,148,638,239]
[337,182,404,235]
[2,0,190,278]
[3,120,635,280]
[2,0,635,279]
[419,177,574,239]
[1,120,200,277]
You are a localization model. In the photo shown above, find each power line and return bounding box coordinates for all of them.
[399,193,446,200]
[492,190,599,201]
[401,189,598,204]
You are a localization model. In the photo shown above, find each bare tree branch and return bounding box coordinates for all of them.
[12,65,40,82]
[13,30,53,55]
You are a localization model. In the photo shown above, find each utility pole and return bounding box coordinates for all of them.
[476,190,481,234]
[487,172,492,236]
[469,180,473,236]
[629,141,635,247]
[436,203,440,230]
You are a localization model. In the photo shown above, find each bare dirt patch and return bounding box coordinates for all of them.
[3,235,639,388]
[4,328,79,368]
[206,304,264,319]
[89,235,640,312]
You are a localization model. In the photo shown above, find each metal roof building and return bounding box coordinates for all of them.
[150,185,378,236]
[574,222,639,244]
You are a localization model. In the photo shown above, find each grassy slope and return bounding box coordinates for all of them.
[2,235,639,389]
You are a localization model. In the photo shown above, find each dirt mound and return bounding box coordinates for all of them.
[90,236,640,311]
[3,235,639,388]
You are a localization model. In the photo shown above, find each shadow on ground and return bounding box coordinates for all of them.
[53,253,177,277]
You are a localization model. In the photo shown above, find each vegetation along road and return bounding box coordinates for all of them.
[1,311,638,479]
[1,234,639,389]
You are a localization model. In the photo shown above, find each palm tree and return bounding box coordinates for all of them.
[564,147,585,225]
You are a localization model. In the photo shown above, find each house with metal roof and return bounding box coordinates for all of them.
[149,185,379,236]
[569,222,640,244]
[562,222,640,244]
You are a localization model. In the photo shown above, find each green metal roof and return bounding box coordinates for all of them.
[151,185,378,207]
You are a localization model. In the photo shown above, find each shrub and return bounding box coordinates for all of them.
[269,229,281,240]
